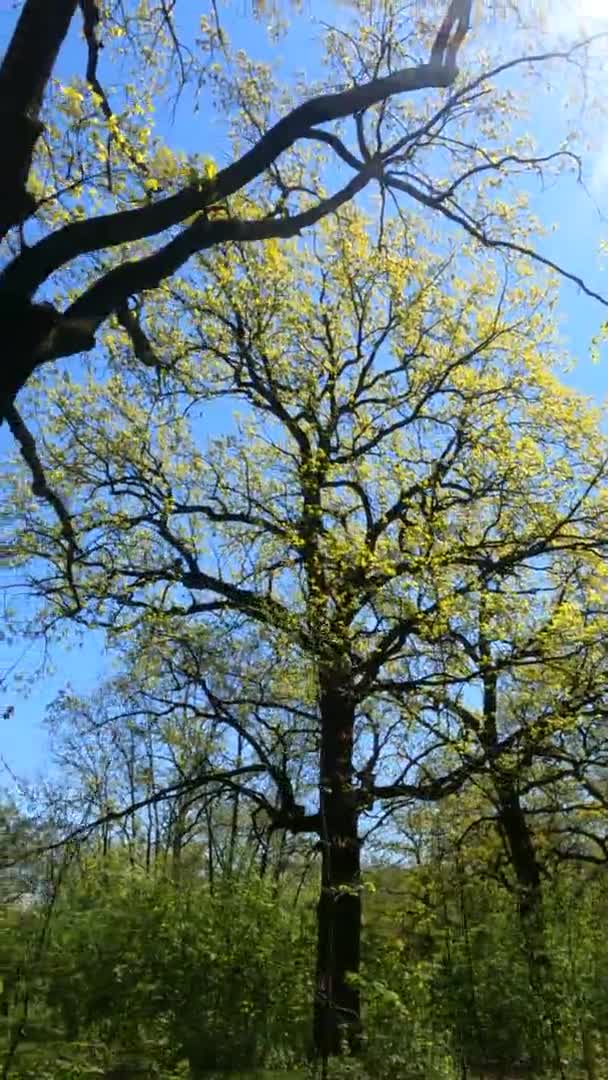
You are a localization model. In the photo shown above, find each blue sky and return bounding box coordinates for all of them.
[1,0,608,786]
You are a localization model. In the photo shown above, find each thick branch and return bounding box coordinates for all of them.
[115,303,161,369]
[1,52,458,298]
[0,170,376,417]
[61,166,378,342]
[270,809,322,835]
[79,0,112,121]
[181,566,303,643]
[431,0,472,68]
[0,0,78,238]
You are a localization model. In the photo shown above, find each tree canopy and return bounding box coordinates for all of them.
[2,0,608,1072]
[2,0,608,529]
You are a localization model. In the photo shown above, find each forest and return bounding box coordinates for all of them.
[1,0,608,1077]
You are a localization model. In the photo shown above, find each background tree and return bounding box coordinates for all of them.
[44,651,315,883]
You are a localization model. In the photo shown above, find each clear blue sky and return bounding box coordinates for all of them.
[1,0,608,785]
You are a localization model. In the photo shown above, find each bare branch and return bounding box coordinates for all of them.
[385,173,608,307]
[61,163,380,343]
[79,0,112,121]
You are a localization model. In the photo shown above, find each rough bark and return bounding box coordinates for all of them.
[314,681,361,1059]
[478,637,544,945]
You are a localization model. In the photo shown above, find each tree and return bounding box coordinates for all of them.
[0,796,50,905]
[44,663,306,880]
[2,0,607,541]
[6,208,608,1059]
[368,792,608,1078]
[385,562,608,1071]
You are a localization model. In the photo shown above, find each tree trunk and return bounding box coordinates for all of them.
[313,683,361,1060]
[171,799,186,882]
[494,778,561,1075]
[480,650,558,1074]
[0,0,78,239]
[227,733,243,875]
[204,803,215,892]
[581,1024,598,1080]
[495,782,543,936]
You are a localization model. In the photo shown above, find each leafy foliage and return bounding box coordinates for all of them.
[2,1,608,1075]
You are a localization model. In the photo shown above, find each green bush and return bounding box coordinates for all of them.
[41,855,314,1075]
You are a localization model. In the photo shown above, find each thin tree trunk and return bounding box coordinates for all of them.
[227,733,243,876]
[581,1024,598,1080]
[258,831,269,879]
[313,682,361,1060]
[0,0,78,238]
[272,828,288,891]
[171,807,184,881]
[145,740,161,863]
[145,812,152,872]
[123,733,138,864]
[271,747,290,887]
[204,802,215,892]
[493,778,563,1076]
[479,627,560,1075]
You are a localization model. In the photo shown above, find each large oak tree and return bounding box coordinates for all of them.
[6,211,608,1056]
